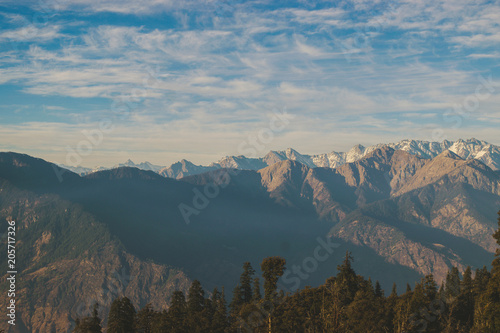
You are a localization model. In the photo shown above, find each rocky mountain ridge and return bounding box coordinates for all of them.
[58,138,500,178]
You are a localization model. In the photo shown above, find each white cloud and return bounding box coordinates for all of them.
[294,35,326,57]
[467,52,500,59]
[35,0,192,15]
[451,33,500,47]
[0,25,64,42]
[287,8,347,27]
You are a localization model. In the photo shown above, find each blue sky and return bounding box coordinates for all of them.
[0,0,499,167]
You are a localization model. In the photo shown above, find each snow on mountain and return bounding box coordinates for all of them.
[262,148,316,168]
[58,160,165,176]
[55,164,94,176]
[382,138,500,171]
[58,138,500,179]
[210,155,267,170]
[386,139,452,159]
[208,139,498,175]
[159,159,215,179]
[114,159,164,173]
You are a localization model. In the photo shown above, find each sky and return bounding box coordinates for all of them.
[0,0,499,168]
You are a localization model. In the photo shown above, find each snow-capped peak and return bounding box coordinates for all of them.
[58,138,500,179]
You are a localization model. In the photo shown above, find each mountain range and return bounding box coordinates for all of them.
[60,138,500,178]
[1,138,499,332]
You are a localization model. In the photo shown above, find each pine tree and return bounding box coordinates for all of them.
[260,256,286,333]
[167,291,188,333]
[252,277,262,302]
[473,266,491,296]
[261,256,286,302]
[382,283,398,332]
[152,309,167,333]
[473,210,500,331]
[407,281,436,333]
[409,282,427,313]
[390,283,398,297]
[462,266,473,293]
[422,274,438,302]
[394,285,413,333]
[437,282,445,300]
[375,280,383,298]
[187,280,205,314]
[321,252,360,331]
[420,275,441,332]
[107,297,136,333]
[240,262,255,304]
[494,209,500,266]
[136,303,155,333]
[73,303,102,333]
[445,267,461,301]
[211,287,228,333]
[204,289,216,324]
[445,267,474,332]
[229,283,243,315]
[186,280,207,332]
[346,281,381,332]
[335,251,359,305]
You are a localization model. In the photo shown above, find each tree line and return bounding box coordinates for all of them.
[74,211,500,332]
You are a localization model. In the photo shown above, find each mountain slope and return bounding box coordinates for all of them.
[327,149,500,282]
[0,174,190,333]
[395,150,500,196]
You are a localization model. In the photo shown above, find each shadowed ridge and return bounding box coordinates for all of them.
[0,151,81,190]
[85,166,165,181]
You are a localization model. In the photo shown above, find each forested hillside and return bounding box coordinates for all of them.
[76,211,500,333]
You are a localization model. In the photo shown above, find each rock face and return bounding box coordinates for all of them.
[15,243,189,333]
[243,147,499,283]
[395,150,500,196]
[333,217,465,282]
[258,160,311,205]
[324,148,499,283]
